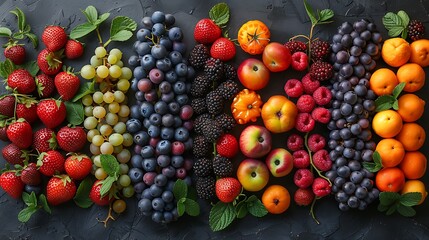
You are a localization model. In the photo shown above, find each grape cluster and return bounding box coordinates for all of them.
[126,11,194,223]
[324,19,382,211]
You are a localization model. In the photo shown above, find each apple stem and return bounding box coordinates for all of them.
[309,197,320,225]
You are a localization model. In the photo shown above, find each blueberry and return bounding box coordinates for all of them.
[134,182,146,194]
[131,155,143,168]
[331,109,342,120]
[156,140,172,155]
[341,34,353,48]
[175,63,188,77]
[162,114,175,127]
[128,55,140,67]
[331,43,343,53]
[353,104,363,115]
[342,181,356,195]
[348,160,361,171]
[156,58,172,72]
[161,92,175,103]
[150,185,163,198]
[174,127,189,142]
[24,185,41,195]
[126,119,142,133]
[161,165,176,178]
[353,64,365,78]
[133,66,145,80]
[171,155,184,168]
[358,129,372,141]
[140,102,154,118]
[151,44,167,59]
[135,91,145,102]
[173,116,183,128]
[159,81,171,94]
[334,176,346,187]
[358,200,368,210]
[335,190,349,203]
[353,37,366,48]
[340,21,353,34]
[141,146,155,158]
[152,23,165,37]
[350,171,364,184]
[329,130,341,140]
[164,202,175,211]
[343,139,355,148]
[138,198,152,212]
[173,41,186,54]
[340,128,352,140]
[339,64,353,78]
[168,102,180,114]
[325,170,338,183]
[361,178,373,189]
[339,202,350,211]
[337,166,351,178]
[129,168,144,183]
[340,103,353,116]
[360,30,371,41]
[151,11,166,23]
[163,211,173,223]
[160,127,174,140]
[159,36,173,51]
[141,54,156,70]
[134,131,149,146]
[187,66,196,79]
[335,156,348,167]
[155,174,168,187]
[343,91,357,104]
[148,125,160,138]
[355,139,365,150]
[142,188,153,200]
[347,196,360,208]
[157,155,171,167]
[353,20,367,33]
[154,101,168,115]
[136,42,151,56]
[143,118,151,129]
[165,13,175,26]
[333,34,342,43]
[183,137,193,151]
[363,99,375,111]
[355,186,368,199]
[339,81,351,93]
[343,147,355,158]
[152,211,164,223]
[359,53,372,65]
[169,51,183,65]
[168,27,183,41]
[350,123,362,135]
[176,94,189,106]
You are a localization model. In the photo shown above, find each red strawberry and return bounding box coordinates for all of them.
[16,98,38,124]
[57,126,86,152]
[210,37,236,61]
[215,177,242,203]
[36,74,55,98]
[89,180,111,206]
[216,134,239,158]
[33,128,57,153]
[20,163,41,186]
[0,95,16,118]
[194,18,221,44]
[0,126,9,142]
[6,119,33,149]
[36,99,66,129]
[37,150,65,176]
[64,154,92,180]
[0,171,24,199]
[37,48,63,76]
[7,69,36,94]
[54,68,80,101]
[64,39,84,59]
[4,45,26,65]
[42,26,67,52]
[46,174,76,205]
[2,143,28,165]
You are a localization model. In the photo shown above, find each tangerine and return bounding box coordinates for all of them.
[372,110,403,138]
[396,122,426,151]
[369,68,399,96]
[375,138,405,168]
[381,38,411,67]
[399,151,427,180]
[410,39,429,67]
[261,185,290,214]
[396,63,425,92]
[375,167,405,192]
[397,94,425,122]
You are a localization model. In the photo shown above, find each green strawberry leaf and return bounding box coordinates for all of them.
[246,195,268,217]
[18,206,38,223]
[400,192,422,207]
[72,81,95,102]
[209,201,236,232]
[0,27,12,37]
[25,33,38,48]
[74,177,94,208]
[10,8,26,32]
[235,200,248,219]
[100,154,120,177]
[187,186,198,201]
[396,204,416,217]
[100,176,115,197]
[379,192,401,206]
[70,22,97,40]
[94,13,110,26]
[209,2,230,26]
[377,203,389,212]
[22,192,37,207]
[82,6,98,24]
[109,16,137,44]
[184,198,200,216]
[109,30,133,42]
[173,179,187,200]
[19,61,39,76]
[38,194,51,214]
[0,59,16,79]
[64,100,84,126]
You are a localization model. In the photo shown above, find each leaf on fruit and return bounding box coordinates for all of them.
[392,82,406,99]
[74,177,94,208]
[362,151,382,172]
[100,176,115,197]
[375,95,396,112]
[184,198,200,216]
[0,27,12,37]
[379,192,401,206]
[209,201,236,231]
[396,204,416,217]
[400,192,422,207]
[235,200,248,219]
[64,100,84,126]
[70,22,97,40]
[209,2,230,26]
[173,179,187,200]
[83,5,98,24]
[246,196,268,217]
[18,206,37,223]
[38,194,51,214]
[100,155,120,177]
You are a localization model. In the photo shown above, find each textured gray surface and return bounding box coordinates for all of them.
[1,0,429,239]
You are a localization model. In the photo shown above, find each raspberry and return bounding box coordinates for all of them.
[312,177,331,197]
[294,188,315,206]
[295,113,315,132]
[284,79,304,98]
[312,149,332,172]
[291,51,309,71]
[307,134,326,152]
[293,150,310,168]
[286,134,304,151]
[313,86,332,106]
[301,73,320,94]
[311,107,331,124]
[296,95,315,113]
[293,168,314,188]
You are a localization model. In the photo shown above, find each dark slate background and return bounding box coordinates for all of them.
[1,0,429,239]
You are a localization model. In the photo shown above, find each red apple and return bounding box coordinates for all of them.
[237,158,270,192]
[262,42,292,72]
[265,148,294,177]
[237,58,270,90]
[239,125,272,158]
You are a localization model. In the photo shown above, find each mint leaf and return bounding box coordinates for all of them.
[173,179,187,200]
[187,186,198,201]
[209,2,230,26]
[397,204,416,217]
[19,61,39,76]
[209,202,236,232]
[100,176,115,197]
[318,9,334,23]
[10,8,26,32]
[72,81,95,102]
[177,199,185,216]
[95,13,110,26]
[74,177,94,208]
[0,27,12,37]
[236,200,248,219]
[110,30,133,42]
[400,192,422,206]
[303,0,317,25]
[184,198,200,216]
[375,95,396,112]
[386,204,398,215]
[379,192,401,206]
[18,207,38,223]
[83,6,98,24]
[38,194,51,214]
[246,196,268,217]
[363,150,382,172]
[393,82,406,99]
[378,203,389,212]
[392,100,399,110]
[383,12,405,37]
[64,100,84,126]
[110,16,137,37]
[70,22,97,40]
[397,10,410,28]
[100,155,120,176]
[388,27,405,37]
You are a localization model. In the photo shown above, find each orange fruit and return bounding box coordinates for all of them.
[397,94,425,122]
[372,110,403,138]
[261,185,290,214]
[381,38,411,67]
[399,151,427,179]
[237,20,271,55]
[401,180,428,205]
[410,39,429,67]
[375,138,405,168]
[396,63,425,92]
[375,167,405,192]
[369,68,399,96]
[396,122,426,151]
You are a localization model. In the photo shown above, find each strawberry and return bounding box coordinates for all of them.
[0,126,9,142]
[37,48,63,76]
[33,128,57,153]
[46,174,76,205]
[64,39,84,59]
[4,45,26,65]
[210,38,236,61]
[42,25,67,52]
[6,119,33,149]
[36,99,66,129]
[0,171,24,199]
[20,163,41,186]
[37,150,65,176]
[89,180,111,206]
[7,69,36,94]
[54,68,80,101]
[194,18,221,44]
[64,154,92,180]
[2,143,28,165]
[57,126,86,152]
[216,134,239,158]
[16,99,38,124]
[0,95,16,118]
[215,177,242,203]
[36,74,55,98]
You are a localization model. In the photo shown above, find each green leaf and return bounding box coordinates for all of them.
[38,194,51,214]
[70,22,97,40]
[0,59,16,78]
[396,204,416,217]
[401,28,408,39]
[100,176,115,197]
[383,12,405,37]
[386,204,398,215]
[318,9,334,22]
[25,33,38,48]
[19,61,39,76]
[173,179,187,200]
[0,27,12,37]
[392,100,399,110]
[209,202,236,232]
[18,207,38,223]
[246,196,268,217]
[83,6,98,24]
[303,0,317,25]
[184,198,200,216]
[110,30,133,42]
[72,81,95,102]
[388,26,405,37]
[94,13,110,26]
[375,95,396,112]
[235,200,248,219]
[100,154,120,176]
[73,177,94,208]
[110,16,137,37]
[209,2,230,26]
[64,100,84,126]
[392,82,406,99]
[177,200,185,216]
[397,10,410,28]
[12,32,24,40]
[378,203,389,212]
[379,192,401,206]
[10,8,26,32]
[22,192,37,207]
[400,192,422,207]
[187,186,198,201]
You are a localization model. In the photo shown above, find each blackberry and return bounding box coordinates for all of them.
[408,20,425,41]
[206,90,225,115]
[310,39,330,62]
[193,157,213,177]
[194,113,211,134]
[223,63,237,80]
[215,113,236,132]
[196,176,216,200]
[191,98,207,115]
[192,135,211,158]
[204,57,224,83]
[284,40,307,54]
[310,61,333,81]
[212,154,233,177]
[202,119,223,142]
[189,44,210,69]
[217,80,239,100]
[190,74,212,98]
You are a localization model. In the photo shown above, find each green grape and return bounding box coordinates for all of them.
[90,143,101,155]
[108,102,120,114]
[84,106,94,117]
[95,167,108,180]
[122,133,133,147]
[113,122,126,134]
[82,94,93,106]
[117,79,130,92]
[93,155,102,168]
[100,142,114,154]
[119,163,129,175]
[93,91,104,104]
[120,67,132,80]
[112,199,126,214]
[87,129,100,142]
[113,145,123,154]
[118,105,130,117]
[93,106,107,119]
[117,149,131,163]
[113,91,125,103]
[95,46,107,58]
[109,65,122,79]
[109,48,123,59]
[122,185,134,198]
[118,116,129,124]
[103,91,115,104]
[106,112,119,125]
[107,54,118,65]
[100,124,113,136]
[119,175,131,187]
[116,60,124,68]
[109,133,124,146]
[90,55,102,67]
[96,65,109,79]
[92,135,104,147]
[81,65,96,80]
[84,116,98,130]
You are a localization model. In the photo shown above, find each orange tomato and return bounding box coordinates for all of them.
[237,20,270,55]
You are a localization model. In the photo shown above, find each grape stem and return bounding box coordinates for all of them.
[304,132,332,186]
[97,202,116,227]
[96,28,103,45]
